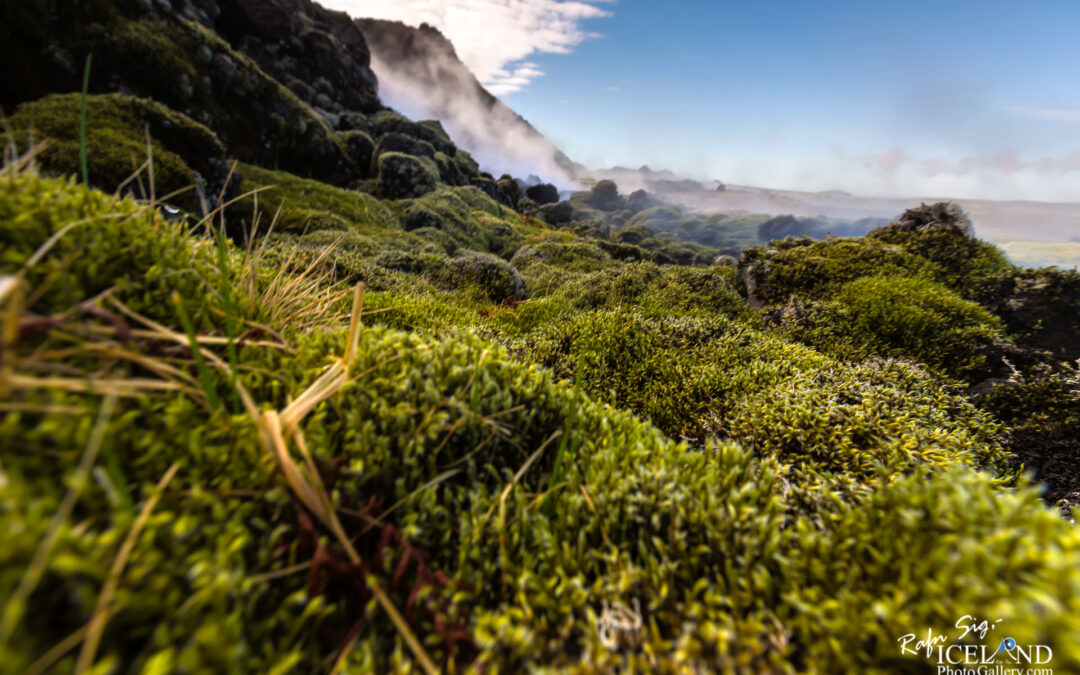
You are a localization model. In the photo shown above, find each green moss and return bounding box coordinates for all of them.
[774,275,1005,380]
[868,204,1014,288]
[8,93,223,209]
[371,109,422,138]
[837,275,1003,374]
[0,173,220,321]
[740,236,939,306]
[520,308,1008,485]
[4,173,1080,674]
[233,163,399,234]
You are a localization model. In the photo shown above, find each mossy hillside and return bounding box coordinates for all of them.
[739,235,941,307]
[519,309,1010,494]
[232,163,399,235]
[5,175,1080,672]
[0,1,357,184]
[538,261,751,322]
[228,168,566,318]
[772,275,1006,381]
[408,185,529,255]
[742,205,1015,310]
[7,93,226,210]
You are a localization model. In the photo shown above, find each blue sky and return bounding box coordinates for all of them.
[330,0,1080,201]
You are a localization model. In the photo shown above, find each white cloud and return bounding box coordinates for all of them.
[322,0,612,95]
[1005,106,1080,122]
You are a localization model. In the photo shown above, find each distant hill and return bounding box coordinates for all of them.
[355,18,583,185]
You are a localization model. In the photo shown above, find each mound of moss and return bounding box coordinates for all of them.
[8,93,229,210]
[770,275,1006,380]
[4,173,1080,673]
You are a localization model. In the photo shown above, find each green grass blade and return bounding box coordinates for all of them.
[172,292,221,411]
[79,54,92,185]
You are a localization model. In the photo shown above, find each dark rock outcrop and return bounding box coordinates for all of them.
[973,269,1080,363]
[376,152,437,200]
[587,180,626,212]
[539,200,574,226]
[212,0,379,113]
[526,183,560,206]
[496,176,521,208]
[0,0,370,185]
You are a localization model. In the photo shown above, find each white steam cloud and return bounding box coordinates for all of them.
[367,46,579,188]
[322,0,611,96]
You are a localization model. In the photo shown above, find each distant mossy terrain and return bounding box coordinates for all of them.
[3,0,1080,673]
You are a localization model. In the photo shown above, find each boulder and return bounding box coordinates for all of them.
[627,189,652,213]
[539,200,574,226]
[451,251,526,303]
[370,132,436,174]
[376,152,437,200]
[526,183,559,205]
[588,179,626,211]
[879,201,972,236]
[496,177,521,208]
[342,130,375,178]
[433,153,468,186]
[401,205,444,232]
[469,176,501,202]
[7,93,237,213]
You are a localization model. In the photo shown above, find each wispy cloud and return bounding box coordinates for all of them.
[323,0,613,96]
[1005,106,1080,122]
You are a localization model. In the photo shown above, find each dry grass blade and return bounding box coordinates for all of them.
[0,276,23,347]
[278,362,347,434]
[0,396,116,646]
[75,461,180,674]
[343,283,365,370]
[81,324,288,351]
[0,276,24,394]
[106,290,436,672]
[24,622,89,675]
[4,373,191,397]
[2,139,50,176]
[246,284,436,675]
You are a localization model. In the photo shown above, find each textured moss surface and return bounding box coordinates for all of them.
[3,141,1080,673]
[8,93,225,209]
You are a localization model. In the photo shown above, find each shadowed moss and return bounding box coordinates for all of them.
[7,93,225,209]
[232,163,399,235]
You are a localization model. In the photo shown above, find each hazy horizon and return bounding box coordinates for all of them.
[324,0,1080,204]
